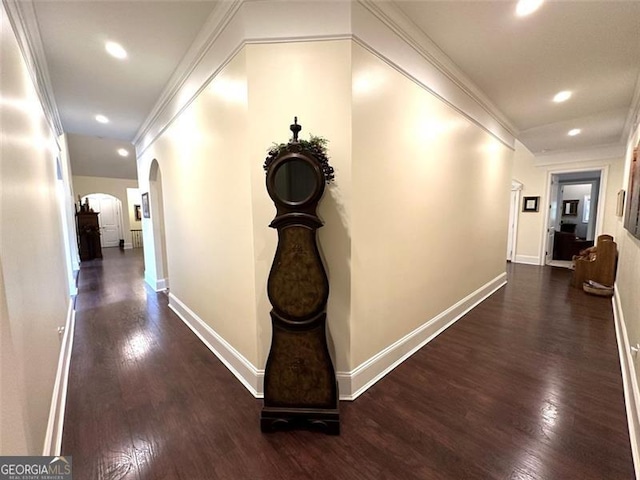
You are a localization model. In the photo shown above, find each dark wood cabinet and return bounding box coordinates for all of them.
[553,231,593,261]
[76,212,102,261]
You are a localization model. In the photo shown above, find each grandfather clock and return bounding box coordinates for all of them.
[261,118,339,434]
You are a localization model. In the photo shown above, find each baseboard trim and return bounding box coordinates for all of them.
[168,293,263,397]
[514,254,541,265]
[124,242,133,250]
[144,272,168,292]
[43,299,76,455]
[612,286,640,480]
[167,274,506,402]
[338,272,507,400]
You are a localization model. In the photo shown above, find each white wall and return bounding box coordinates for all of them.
[351,43,512,367]
[611,120,640,472]
[73,175,139,248]
[138,48,259,365]
[617,124,640,388]
[58,134,80,274]
[0,4,72,454]
[511,142,546,264]
[245,40,353,370]
[137,38,512,394]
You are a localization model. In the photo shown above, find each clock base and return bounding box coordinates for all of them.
[260,406,340,435]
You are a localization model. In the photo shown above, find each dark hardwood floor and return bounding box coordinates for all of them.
[62,248,634,479]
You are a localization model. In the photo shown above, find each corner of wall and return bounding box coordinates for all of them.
[340,272,507,400]
[168,292,263,397]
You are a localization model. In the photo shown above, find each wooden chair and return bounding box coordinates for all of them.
[572,235,617,288]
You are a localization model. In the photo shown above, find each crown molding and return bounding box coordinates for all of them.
[356,0,518,141]
[132,0,243,149]
[2,0,63,136]
[133,0,355,156]
[134,0,517,156]
[533,142,625,167]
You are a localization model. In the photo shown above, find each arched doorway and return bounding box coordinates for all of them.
[81,193,124,248]
[145,159,169,290]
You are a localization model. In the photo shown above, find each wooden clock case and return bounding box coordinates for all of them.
[260,119,339,435]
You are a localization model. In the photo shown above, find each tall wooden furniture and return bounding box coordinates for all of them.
[261,118,339,434]
[572,234,617,288]
[76,211,102,261]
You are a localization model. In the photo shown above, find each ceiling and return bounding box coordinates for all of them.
[395,1,640,155]
[27,1,640,180]
[33,0,218,179]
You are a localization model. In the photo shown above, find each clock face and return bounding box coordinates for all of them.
[273,158,318,204]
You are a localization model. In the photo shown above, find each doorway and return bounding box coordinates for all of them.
[507,180,523,261]
[81,193,124,248]
[543,169,605,268]
[144,159,169,291]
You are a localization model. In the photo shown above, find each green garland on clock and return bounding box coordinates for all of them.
[264,134,335,183]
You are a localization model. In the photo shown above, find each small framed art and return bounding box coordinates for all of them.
[141,193,150,218]
[522,196,539,212]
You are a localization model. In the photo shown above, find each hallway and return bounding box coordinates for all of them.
[62,249,634,479]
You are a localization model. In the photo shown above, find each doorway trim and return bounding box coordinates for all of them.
[539,165,609,265]
[143,159,169,291]
[81,193,125,248]
[507,180,523,261]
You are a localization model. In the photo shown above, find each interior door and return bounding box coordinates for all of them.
[545,177,560,264]
[84,194,121,247]
[98,196,121,247]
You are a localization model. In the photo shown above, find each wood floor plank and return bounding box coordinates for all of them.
[62,249,635,479]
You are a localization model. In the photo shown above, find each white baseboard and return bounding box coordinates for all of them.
[514,254,541,265]
[168,293,264,397]
[124,242,133,250]
[612,286,640,480]
[337,272,507,400]
[167,273,506,401]
[144,272,168,292]
[43,299,76,456]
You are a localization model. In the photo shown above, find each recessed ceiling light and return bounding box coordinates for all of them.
[117,148,129,157]
[568,128,581,136]
[105,41,127,59]
[553,91,572,103]
[95,114,109,124]
[516,0,544,17]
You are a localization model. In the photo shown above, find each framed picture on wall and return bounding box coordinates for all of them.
[522,196,539,212]
[141,193,150,218]
[562,199,579,216]
[134,204,141,221]
[617,190,626,217]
